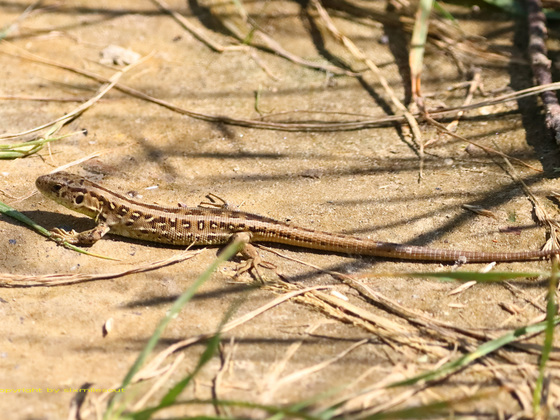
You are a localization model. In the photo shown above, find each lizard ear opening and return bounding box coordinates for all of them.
[75,194,84,205]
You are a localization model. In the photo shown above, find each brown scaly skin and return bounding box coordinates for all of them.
[36,172,554,263]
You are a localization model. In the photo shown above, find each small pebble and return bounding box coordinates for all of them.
[103,318,114,337]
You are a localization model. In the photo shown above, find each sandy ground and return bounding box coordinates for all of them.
[1,1,560,418]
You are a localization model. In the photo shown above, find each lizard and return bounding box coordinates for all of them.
[35,171,555,263]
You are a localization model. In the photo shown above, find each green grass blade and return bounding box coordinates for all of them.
[135,398,323,419]
[389,317,560,388]
[129,265,251,419]
[433,1,457,25]
[533,258,559,414]
[407,271,543,282]
[130,332,223,420]
[162,333,221,403]
[104,239,244,419]
[0,126,79,159]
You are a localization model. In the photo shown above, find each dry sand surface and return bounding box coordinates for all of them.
[1,1,559,418]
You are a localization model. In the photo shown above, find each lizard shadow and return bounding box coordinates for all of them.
[14,210,98,233]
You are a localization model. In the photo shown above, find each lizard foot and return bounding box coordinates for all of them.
[50,228,80,244]
[49,223,110,246]
[234,243,275,283]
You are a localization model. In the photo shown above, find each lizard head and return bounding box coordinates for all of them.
[36,172,101,218]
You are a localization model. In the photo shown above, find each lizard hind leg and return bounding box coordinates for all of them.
[229,232,275,282]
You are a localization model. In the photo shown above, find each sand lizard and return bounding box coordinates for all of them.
[36,172,554,263]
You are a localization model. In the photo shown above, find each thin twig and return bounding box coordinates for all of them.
[0,249,202,287]
[527,0,560,144]
[311,0,423,148]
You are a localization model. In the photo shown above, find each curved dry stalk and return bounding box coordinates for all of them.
[0,249,202,287]
[4,43,560,137]
[311,0,423,147]
[323,0,514,67]
[0,52,153,140]
[272,339,367,389]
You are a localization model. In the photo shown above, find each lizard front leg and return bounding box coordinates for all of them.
[50,222,111,246]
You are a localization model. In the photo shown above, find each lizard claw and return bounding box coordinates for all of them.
[50,228,79,244]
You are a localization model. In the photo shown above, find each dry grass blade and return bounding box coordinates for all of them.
[273,339,367,388]
[134,285,333,379]
[4,43,560,135]
[0,95,87,102]
[444,68,482,134]
[204,0,357,76]
[150,0,247,53]
[424,114,544,172]
[461,203,498,220]
[260,323,324,399]
[288,290,443,358]
[47,152,102,172]
[448,280,477,296]
[0,51,153,140]
[496,147,560,254]
[130,353,186,412]
[311,0,423,146]
[0,0,40,40]
[307,289,416,338]
[77,285,331,418]
[258,246,555,366]
[0,44,368,131]
[409,0,431,103]
[322,1,513,66]
[0,249,202,287]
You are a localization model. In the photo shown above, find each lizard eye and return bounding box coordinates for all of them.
[52,184,62,193]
